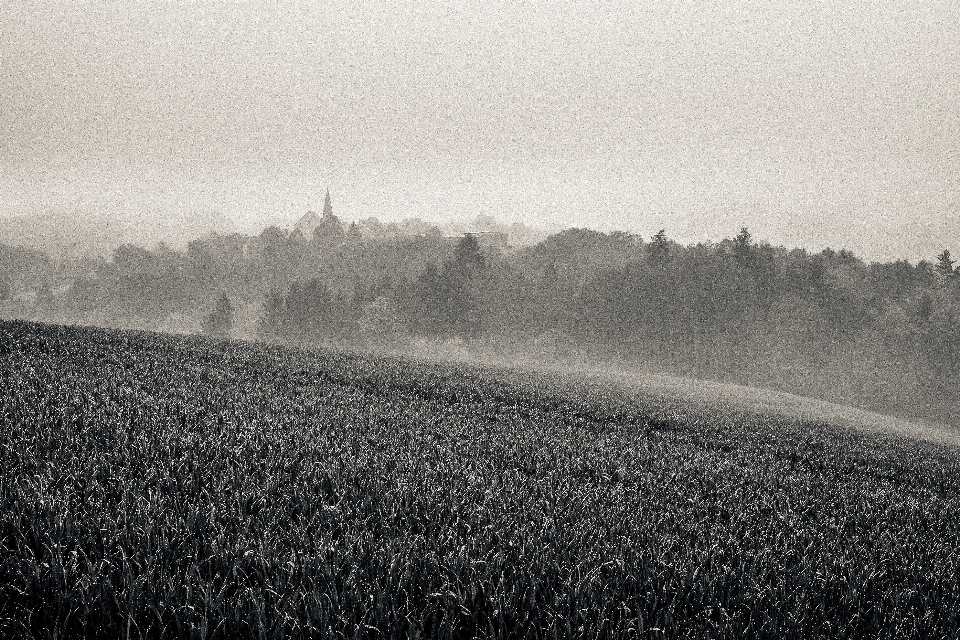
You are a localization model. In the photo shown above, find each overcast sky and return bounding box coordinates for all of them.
[2,0,958,261]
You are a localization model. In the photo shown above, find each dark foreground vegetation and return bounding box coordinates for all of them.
[2,320,960,639]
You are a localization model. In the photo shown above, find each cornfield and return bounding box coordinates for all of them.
[1,320,959,639]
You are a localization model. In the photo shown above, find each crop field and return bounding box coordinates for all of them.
[2,320,960,639]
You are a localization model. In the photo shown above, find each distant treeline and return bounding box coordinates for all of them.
[1,218,959,425]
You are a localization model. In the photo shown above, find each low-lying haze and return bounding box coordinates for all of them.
[2,1,958,261]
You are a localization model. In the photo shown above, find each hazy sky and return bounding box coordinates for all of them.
[2,0,958,261]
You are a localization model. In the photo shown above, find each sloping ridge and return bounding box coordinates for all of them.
[581,366,960,447]
[394,346,960,447]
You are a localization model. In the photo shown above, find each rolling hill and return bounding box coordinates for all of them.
[2,320,959,638]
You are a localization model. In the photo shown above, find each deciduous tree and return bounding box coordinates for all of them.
[204,293,234,338]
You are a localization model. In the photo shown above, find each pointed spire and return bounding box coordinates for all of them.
[322,188,333,219]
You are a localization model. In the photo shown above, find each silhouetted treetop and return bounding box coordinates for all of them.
[936,249,956,279]
[649,229,670,265]
[453,234,485,273]
[733,227,754,268]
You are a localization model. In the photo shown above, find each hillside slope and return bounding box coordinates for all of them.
[2,320,960,639]
[374,344,960,448]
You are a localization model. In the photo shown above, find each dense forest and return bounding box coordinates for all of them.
[1,207,958,426]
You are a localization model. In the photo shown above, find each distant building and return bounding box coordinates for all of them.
[294,210,322,239]
[294,189,342,240]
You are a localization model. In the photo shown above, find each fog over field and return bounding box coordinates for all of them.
[5,4,960,636]
[389,341,960,447]
[3,1,960,427]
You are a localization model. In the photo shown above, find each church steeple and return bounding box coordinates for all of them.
[322,188,333,219]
